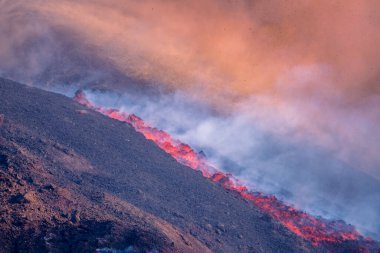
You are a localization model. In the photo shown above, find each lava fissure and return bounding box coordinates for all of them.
[74,90,370,247]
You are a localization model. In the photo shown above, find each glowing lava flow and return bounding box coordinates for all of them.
[74,90,369,247]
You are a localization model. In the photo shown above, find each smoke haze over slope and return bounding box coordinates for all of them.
[1,0,379,239]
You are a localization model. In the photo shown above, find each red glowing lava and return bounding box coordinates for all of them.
[74,90,370,247]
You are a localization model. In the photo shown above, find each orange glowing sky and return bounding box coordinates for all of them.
[33,0,380,102]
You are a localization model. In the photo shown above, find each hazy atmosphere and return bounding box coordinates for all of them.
[1,0,379,240]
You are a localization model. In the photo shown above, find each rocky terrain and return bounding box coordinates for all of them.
[0,78,378,252]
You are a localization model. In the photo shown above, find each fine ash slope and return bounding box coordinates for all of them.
[0,78,331,252]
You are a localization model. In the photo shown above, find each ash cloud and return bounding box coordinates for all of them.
[1,0,380,239]
[1,0,379,178]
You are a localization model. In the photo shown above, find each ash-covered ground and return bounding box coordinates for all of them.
[0,78,378,253]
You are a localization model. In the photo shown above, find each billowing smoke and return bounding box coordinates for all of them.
[1,0,380,238]
[80,81,380,239]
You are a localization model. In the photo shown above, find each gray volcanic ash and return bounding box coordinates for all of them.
[0,78,324,252]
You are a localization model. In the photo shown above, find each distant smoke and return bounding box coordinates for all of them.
[1,0,380,238]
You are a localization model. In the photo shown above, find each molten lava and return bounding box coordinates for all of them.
[74,90,370,247]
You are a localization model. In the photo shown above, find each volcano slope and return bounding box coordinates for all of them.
[0,78,375,253]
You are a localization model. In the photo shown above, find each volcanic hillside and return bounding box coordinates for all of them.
[0,78,377,253]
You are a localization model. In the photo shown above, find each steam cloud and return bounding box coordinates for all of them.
[1,0,379,238]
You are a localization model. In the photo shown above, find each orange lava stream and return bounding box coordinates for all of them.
[74,90,368,246]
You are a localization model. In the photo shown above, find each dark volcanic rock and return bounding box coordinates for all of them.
[0,77,355,252]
